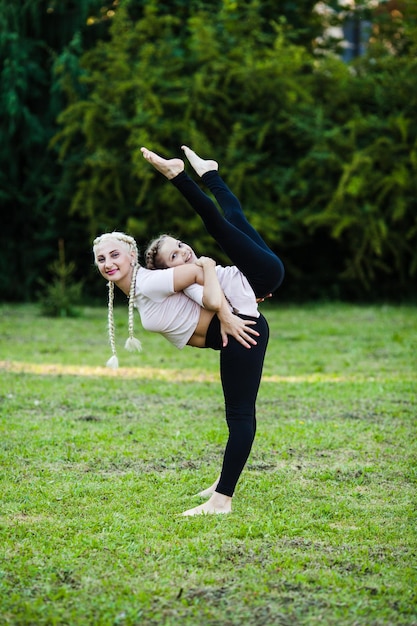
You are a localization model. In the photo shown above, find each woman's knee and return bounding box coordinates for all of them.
[226,413,256,442]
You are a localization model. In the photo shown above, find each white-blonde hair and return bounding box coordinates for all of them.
[93,232,142,368]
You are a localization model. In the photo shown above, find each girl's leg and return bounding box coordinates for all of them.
[171,172,284,297]
[201,171,270,250]
[140,145,284,296]
[181,147,270,250]
[182,314,269,516]
[182,145,278,254]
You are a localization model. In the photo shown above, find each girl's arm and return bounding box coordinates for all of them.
[172,260,221,311]
[195,256,222,311]
[172,262,206,292]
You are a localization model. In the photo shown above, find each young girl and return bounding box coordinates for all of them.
[142,145,284,319]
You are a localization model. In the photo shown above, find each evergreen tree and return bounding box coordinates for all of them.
[0,0,114,300]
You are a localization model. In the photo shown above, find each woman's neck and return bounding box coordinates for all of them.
[116,265,138,296]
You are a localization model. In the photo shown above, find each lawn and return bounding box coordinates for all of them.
[0,302,416,625]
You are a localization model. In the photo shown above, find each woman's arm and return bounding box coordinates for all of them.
[194,257,259,346]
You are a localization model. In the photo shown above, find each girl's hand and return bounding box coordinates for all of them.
[195,256,216,269]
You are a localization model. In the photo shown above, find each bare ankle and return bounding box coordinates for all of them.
[141,147,184,179]
[182,492,232,516]
[181,145,218,177]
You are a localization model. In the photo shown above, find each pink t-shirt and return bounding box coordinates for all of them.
[133,267,201,349]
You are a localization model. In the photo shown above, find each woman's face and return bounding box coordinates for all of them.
[157,236,198,268]
[94,239,135,284]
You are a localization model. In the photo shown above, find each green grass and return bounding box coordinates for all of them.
[0,302,416,625]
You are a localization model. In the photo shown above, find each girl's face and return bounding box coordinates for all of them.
[94,239,135,285]
[157,236,198,268]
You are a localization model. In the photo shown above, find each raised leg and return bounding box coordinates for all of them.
[171,172,284,297]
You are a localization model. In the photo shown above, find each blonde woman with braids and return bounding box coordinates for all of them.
[137,145,285,517]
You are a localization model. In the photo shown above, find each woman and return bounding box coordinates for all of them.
[93,233,258,517]
[93,147,284,516]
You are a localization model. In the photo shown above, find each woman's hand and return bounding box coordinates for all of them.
[217,304,259,349]
[256,293,272,303]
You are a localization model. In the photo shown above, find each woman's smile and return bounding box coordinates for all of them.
[94,238,136,294]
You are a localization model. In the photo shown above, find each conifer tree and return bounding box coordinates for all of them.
[0,0,113,300]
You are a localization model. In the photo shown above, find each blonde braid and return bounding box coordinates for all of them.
[106,280,119,369]
[124,263,142,353]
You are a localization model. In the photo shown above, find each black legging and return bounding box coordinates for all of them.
[171,170,285,298]
[205,313,269,496]
[171,170,284,497]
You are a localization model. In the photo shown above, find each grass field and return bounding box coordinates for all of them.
[0,302,416,625]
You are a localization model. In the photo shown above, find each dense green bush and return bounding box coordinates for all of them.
[1,0,416,301]
[52,1,417,299]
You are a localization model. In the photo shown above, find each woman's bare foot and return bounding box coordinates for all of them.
[181,145,218,177]
[195,475,220,498]
[141,147,184,180]
[182,492,232,516]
